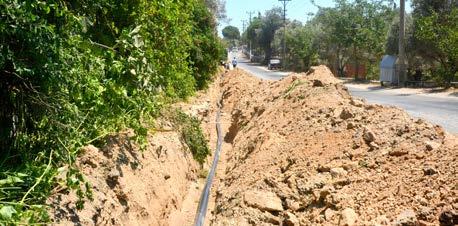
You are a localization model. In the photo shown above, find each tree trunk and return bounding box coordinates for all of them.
[354,44,358,80]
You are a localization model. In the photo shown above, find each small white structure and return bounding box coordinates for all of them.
[380,55,397,84]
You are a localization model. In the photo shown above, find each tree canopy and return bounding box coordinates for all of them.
[241,0,457,84]
[412,0,458,85]
[222,25,241,40]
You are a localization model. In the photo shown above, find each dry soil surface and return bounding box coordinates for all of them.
[48,66,458,226]
[211,66,457,226]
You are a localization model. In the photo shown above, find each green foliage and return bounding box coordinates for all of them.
[283,79,306,98]
[284,23,319,71]
[0,0,221,223]
[243,8,283,62]
[218,39,229,62]
[242,0,456,84]
[243,1,395,72]
[414,6,458,85]
[245,17,263,53]
[311,0,395,77]
[169,110,210,165]
[189,2,223,90]
[383,0,457,84]
[260,8,283,61]
[222,25,241,40]
[385,14,414,56]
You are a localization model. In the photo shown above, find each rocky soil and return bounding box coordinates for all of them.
[48,131,201,226]
[211,66,458,226]
[48,66,457,226]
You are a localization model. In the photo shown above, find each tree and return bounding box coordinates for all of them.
[205,0,228,22]
[222,25,241,40]
[189,0,224,89]
[415,9,458,85]
[285,24,318,71]
[412,0,458,85]
[385,13,428,80]
[244,16,263,55]
[311,0,395,78]
[260,8,283,62]
[240,8,282,63]
[412,0,458,17]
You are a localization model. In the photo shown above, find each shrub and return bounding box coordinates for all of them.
[0,0,220,223]
[169,110,211,165]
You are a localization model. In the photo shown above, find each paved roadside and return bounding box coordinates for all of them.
[344,83,458,99]
[346,84,458,134]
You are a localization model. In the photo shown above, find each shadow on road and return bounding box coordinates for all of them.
[395,93,413,97]
[242,61,262,66]
[366,86,403,91]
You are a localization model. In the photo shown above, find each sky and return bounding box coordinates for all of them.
[218,0,413,37]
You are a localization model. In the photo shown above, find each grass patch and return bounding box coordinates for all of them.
[198,169,209,179]
[283,80,307,98]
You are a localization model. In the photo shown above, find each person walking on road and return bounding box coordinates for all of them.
[232,57,237,68]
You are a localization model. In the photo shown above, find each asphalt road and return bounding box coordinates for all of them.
[236,58,289,80]
[229,51,289,80]
[234,55,458,134]
[345,86,458,134]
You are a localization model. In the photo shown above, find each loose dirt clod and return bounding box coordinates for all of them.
[395,209,418,226]
[211,66,457,225]
[340,208,358,226]
[244,190,284,212]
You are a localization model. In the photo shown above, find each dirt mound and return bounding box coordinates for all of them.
[212,66,457,226]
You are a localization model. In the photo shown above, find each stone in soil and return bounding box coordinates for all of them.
[339,208,358,226]
[244,190,283,212]
[395,209,418,226]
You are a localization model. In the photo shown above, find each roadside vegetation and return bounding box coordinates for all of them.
[241,0,457,86]
[222,25,241,48]
[0,0,225,223]
[169,110,211,165]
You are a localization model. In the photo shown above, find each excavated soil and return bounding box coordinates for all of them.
[48,131,202,226]
[211,66,457,226]
[48,66,457,226]
[48,73,224,225]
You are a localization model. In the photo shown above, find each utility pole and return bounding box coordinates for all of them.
[247,11,255,60]
[241,20,247,50]
[247,11,254,24]
[396,0,406,86]
[279,0,291,69]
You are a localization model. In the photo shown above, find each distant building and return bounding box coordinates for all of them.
[344,64,366,79]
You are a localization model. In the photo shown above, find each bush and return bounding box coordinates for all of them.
[0,0,220,223]
[168,110,211,165]
[414,8,458,86]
